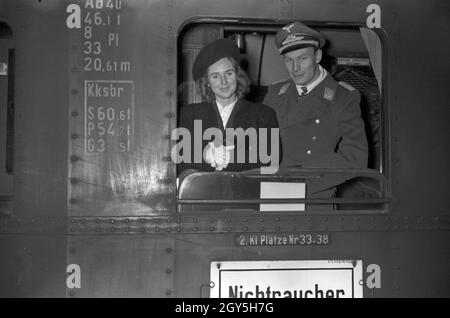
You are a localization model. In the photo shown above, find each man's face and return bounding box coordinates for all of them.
[283,47,322,86]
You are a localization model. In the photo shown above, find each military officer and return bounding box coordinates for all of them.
[263,21,368,198]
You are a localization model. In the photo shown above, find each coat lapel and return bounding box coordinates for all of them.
[224,99,243,129]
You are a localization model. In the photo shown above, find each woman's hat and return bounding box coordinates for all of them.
[192,39,240,81]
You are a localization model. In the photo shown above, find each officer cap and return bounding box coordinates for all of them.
[275,21,325,55]
[192,39,240,81]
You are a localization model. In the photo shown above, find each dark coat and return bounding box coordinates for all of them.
[177,99,279,174]
[263,73,368,194]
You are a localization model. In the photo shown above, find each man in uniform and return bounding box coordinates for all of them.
[263,22,368,202]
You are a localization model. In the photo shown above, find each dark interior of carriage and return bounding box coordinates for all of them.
[176,21,386,212]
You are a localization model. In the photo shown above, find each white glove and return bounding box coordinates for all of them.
[204,142,234,171]
[204,142,217,169]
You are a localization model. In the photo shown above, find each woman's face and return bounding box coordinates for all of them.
[206,57,237,103]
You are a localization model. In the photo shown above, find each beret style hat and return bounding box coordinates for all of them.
[192,38,240,81]
[275,21,326,54]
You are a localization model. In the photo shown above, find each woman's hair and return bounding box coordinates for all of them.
[196,57,251,103]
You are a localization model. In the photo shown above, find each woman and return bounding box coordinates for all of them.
[177,38,279,174]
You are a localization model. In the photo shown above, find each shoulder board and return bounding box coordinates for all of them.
[338,81,356,91]
[277,82,291,95]
[271,78,289,86]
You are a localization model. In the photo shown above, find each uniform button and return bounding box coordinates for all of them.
[312,136,317,141]
[315,119,320,124]
[307,150,312,155]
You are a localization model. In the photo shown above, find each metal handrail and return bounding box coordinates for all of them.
[177,168,391,211]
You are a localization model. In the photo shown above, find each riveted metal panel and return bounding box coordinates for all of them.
[66,235,175,297]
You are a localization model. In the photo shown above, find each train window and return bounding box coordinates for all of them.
[0,22,14,216]
[176,20,390,213]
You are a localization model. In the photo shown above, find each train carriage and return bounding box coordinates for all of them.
[0,0,449,298]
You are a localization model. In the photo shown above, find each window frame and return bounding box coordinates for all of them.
[175,17,392,215]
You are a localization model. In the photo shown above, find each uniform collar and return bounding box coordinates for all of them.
[295,65,327,96]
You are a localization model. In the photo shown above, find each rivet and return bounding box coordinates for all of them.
[69,198,77,204]
[69,177,79,184]
[166,248,172,253]
[155,219,160,224]
[69,247,77,254]
[194,227,198,232]
[70,133,79,139]
[259,227,264,231]
[243,226,248,231]
[70,155,80,163]
[292,226,296,230]
[155,227,160,232]
[166,91,173,97]
[110,228,115,232]
[166,112,173,118]
[111,219,115,224]
[226,218,231,222]
[276,226,280,231]
[176,227,181,232]
[168,26,172,31]
[276,217,280,222]
[166,228,171,232]
[141,228,146,233]
[193,218,198,223]
[209,227,215,232]
[69,290,76,297]
[166,268,172,274]
[167,218,171,223]
[260,218,264,223]
[96,219,101,223]
[243,218,248,223]
[226,227,231,232]
[166,289,171,296]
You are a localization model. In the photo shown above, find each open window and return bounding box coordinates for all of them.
[176,19,390,213]
[0,22,14,216]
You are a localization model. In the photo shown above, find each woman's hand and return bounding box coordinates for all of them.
[205,142,234,170]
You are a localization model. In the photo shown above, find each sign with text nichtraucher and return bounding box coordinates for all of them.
[210,260,363,298]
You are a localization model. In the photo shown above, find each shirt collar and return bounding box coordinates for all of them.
[216,97,237,112]
[295,65,327,96]
[215,97,238,127]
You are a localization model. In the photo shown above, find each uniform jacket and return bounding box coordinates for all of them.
[263,73,368,194]
[177,99,279,174]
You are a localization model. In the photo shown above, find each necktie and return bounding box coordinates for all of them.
[300,86,308,96]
